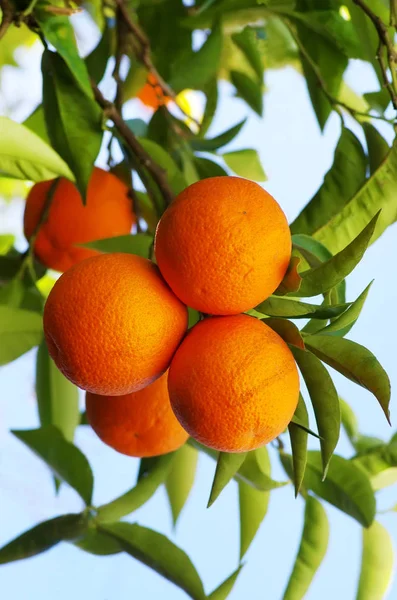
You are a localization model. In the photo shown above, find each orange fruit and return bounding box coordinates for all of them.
[155,176,291,315]
[86,371,188,457]
[24,167,134,273]
[43,253,188,396]
[137,74,171,110]
[168,314,299,452]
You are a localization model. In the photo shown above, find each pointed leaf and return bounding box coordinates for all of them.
[292,347,340,477]
[208,565,244,600]
[23,105,49,143]
[289,394,309,496]
[138,138,186,195]
[97,453,175,522]
[291,128,366,235]
[80,234,152,258]
[305,335,391,424]
[255,296,351,320]
[340,397,359,445]
[265,317,305,349]
[74,528,122,556]
[12,426,94,505]
[194,157,229,179]
[0,117,74,182]
[222,149,266,181]
[191,119,247,152]
[85,23,113,85]
[362,122,389,175]
[356,521,394,600]
[274,256,302,295]
[304,451,376,527]
[297,213,379,297]
[0,514,87,564]
[208,452,247,507]
[0,306,43,366]
[199,78,218,137]
[282,496,329,600]
[316,282,372,336]
[232,26,263,81]
[166,444,198,525]
[230,71,263,116]
[99,523,206,600]
[239,448,271,558]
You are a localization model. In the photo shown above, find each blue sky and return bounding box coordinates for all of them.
[0,35,396,599]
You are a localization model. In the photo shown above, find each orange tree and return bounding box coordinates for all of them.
[0,0,396,598]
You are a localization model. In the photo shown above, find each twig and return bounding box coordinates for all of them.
[0,0,13,41]
[92,82,174,206]
[128,187,143,233]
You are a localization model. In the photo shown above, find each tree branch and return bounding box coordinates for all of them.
[0,0,13,41]
[92,82,174,206]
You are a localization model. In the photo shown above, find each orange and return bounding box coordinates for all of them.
[86,371,188,457]
[137,74,171,110]
[168,314,299,453]
[154,176,291,315]
[43,253,188,396]
[24,167,134,272]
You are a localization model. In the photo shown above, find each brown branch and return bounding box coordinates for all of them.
[0,0,13,41]
[92,82,174,206]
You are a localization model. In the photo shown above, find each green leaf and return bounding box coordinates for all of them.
[80,234,153,258]
[0,117,74,182]
[0,514,87,564]
[0,306,43,365]
[291,128,367,236]
[36,341,79,444]
[42,50,103,199]
[23,105,49,143]
[208,452,247,507]
[282,496,329,600]
[292,347,340,477]
[362,122,390,175]
[191,119,246,152]
[138,138,186,194]
[274,256,302,296]
[232,26,263,82]
[222,149,266,181]
[99,523,206,600]
[208,566,244,600]
[194,156,229,179]
[239,447,271,558]
[230,70,263,116]
[265,317,305,349]
[0,234,15,255]
[297,213,379,297]
[96,453,175,522]
[340,397,359,445]
[166,444,198,525]
[356,521,394,600]
[316,282,372,337]
[313,139,397,254]
[199,79,218,137]
[12,426,94,505]
[0,279,25,307]
[255,296,351,320]
[289,394,309,497]
[170,25,223,93]
[353,443,397,491]
[74,528,122,556]
[126,118,148,138]
[85,22,113,85]
[35,1,92,97]
[305,334,391,424]
[303,451,376,527]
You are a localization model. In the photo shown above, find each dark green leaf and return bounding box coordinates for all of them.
[292,347,340,477]
[199,78,219,137]
[191,119,246,151]
[362,122,389,175]
[356,521,394,600]
[255,296,351,320]
[194,156,229,179]
[239,448,271,558]
[208,452,247,507]
[80,234,153,258]
[297,213,379,297]
[208,566,244,600]
[289,394,309,496]
[166,444,198,525]
[0,306,43,365]
[85,22,114,85]
[138,138,186,194]
[230,70,263,116]
[304,451,376,527]
[232,26,263,81]
[222,149,266,181]
[274,256,302,295]
[97,453,175,522]
[316,282,372,336]
[363,89,390,114]
[0,514,87,564]
[291,128,367,236]
[305,334,391,424]
[12,426,94,505]
[0,279,24,307]
[99,523,206,600]
[42,50,102,199]
[265,317,305,349]
[282,495,329,600]
[74,528,122,556]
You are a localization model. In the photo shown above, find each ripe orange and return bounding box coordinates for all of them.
[86,371,188,457]
[137,74,171,110]
[24,167,134,273]
[154,176,291,315]
[168,314,299,452]
[43,253,188,396]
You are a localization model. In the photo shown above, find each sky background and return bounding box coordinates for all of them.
[1,15,397,600]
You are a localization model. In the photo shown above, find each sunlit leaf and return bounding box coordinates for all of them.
[289,394,309,496]
[0,306,43,365]
[80,234,153,257]
[255,296,351,320]
[208,452,247,507]
[316,282,372,337]
[166,444,198,525]
[339,397,359,445]
[208,565,244,600]
[222,149,266,181]
[356,521,394,600]
[362,122,389,175]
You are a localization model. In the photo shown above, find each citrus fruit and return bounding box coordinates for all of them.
[168,314,299,452]
[154,176,291,315]
[43,253,188,395]
[138,73,171,109]
[24,167,134,272]
[86,371,188,457]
